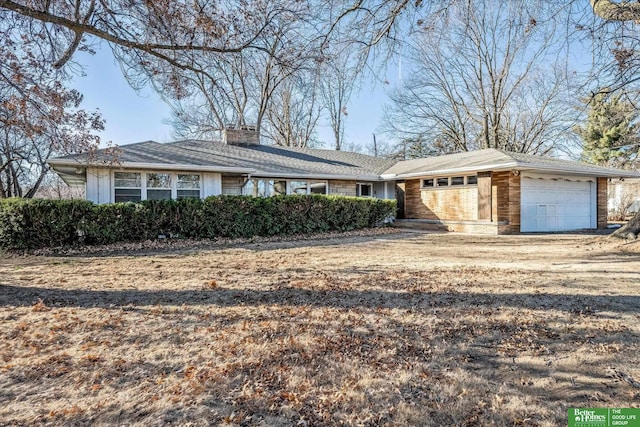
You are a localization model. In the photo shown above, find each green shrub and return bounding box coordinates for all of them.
[0,195,396,250]
[0,198,94,250]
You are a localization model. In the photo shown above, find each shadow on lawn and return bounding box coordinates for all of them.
[1,283,638,314]
[1,279,637,426]
[13,230,612,259]
[20,231,422,258]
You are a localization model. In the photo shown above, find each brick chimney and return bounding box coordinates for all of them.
[222,125,260,145]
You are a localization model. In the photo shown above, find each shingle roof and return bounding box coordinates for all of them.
[173,140,396,177]
[51,139,396,180]
[384,148,640,178]
[50,143,639,181]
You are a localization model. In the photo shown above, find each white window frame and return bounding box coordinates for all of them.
[357,182,373,198]
[308,180,328,195]
[146,172,173,201]
[112,171,202,202]
[114,171,142,203]
[420,175,479,190]
[242,178,329,197]
[176,173,202,200]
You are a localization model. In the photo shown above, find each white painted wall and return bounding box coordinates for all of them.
[84,169,393,204]
[202,172,222,198]
[87,168,222,204]
[86,167,112,204]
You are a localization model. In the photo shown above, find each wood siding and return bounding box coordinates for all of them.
[222,175,244,195]
[404,179,478,221]
[597,177,608,229]
[491,171,521,234]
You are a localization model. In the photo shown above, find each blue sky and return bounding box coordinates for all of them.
[71,45,397,151]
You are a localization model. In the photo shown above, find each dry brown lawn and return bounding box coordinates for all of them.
[0,230,639,426]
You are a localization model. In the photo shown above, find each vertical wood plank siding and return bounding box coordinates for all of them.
[404,179,478,221]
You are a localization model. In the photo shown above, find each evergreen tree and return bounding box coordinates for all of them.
[575,91,640,168]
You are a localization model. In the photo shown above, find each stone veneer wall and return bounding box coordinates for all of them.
[329,180,357,197]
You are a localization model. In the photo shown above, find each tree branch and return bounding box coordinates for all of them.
[0,0,254,54]
[591,0,640,22]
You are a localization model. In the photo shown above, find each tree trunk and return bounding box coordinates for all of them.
[611,211,640,239]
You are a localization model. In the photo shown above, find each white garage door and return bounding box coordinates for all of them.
[521,176,595,232]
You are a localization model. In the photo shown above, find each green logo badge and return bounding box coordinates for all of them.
[568,408,640,427]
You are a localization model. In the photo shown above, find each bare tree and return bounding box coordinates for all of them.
[0,0,277,68]
[165,53,258,140]
[1,0,451,153]
[382,0,577,155]
[34,173,85,199]
[0,0,427,69]
[263,70,322,147]
[318,50,361,151]
[573,0,640,238]
[0,12,103,198]
[157,2,322,141]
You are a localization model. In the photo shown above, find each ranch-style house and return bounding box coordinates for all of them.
[49,128,640,234]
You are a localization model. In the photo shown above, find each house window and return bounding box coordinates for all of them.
[243,179,328,197]
[243,179,269,197]
[357,183,373,197]
[437,177,449,187]
[147,173,172,200]
[309,181,327,195]
[422,175,479,190]
[270,180,287,196]
[114,172,141,202]
[177,174,201,199]
[242,179,255,197]
[290,181,308,195]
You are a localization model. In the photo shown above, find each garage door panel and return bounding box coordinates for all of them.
[521,177,594,232]
[521,218,537,231]
[521,204,537,218]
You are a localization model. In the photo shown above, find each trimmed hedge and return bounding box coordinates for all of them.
[0,195,396,250]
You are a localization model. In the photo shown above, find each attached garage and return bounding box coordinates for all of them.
[520,174,596,232]
[386,149,640,234]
